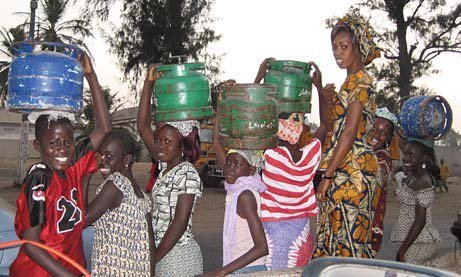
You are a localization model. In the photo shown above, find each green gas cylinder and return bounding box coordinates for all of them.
[263,60,312,113]
[154,62,213,122]
[218,84,278,150]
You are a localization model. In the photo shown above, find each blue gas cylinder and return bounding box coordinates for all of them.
[399,95,452,140]
[7,42,84,113]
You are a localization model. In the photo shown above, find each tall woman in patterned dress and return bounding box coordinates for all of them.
[138,66,203,276]
[367,107,398,256]
[313,13,381,259]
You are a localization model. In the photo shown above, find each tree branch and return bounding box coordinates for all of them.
[417,14,461,63]
[406,0,425,27]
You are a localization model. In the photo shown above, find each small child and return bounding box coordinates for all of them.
[390,138,441,264]
[84,128,155,276]
[10,54,112,276]
[202,118,268,276]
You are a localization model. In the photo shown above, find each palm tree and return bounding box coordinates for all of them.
[0,26,26,106]
[36,0,93,51]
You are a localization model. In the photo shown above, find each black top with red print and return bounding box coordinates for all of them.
[10,137,97,277]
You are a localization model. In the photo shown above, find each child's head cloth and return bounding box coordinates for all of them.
[28,110,76,124]
[227,149,264,170]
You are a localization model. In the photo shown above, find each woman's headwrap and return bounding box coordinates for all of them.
[165,120,200,137]
[376,107,398,126]
[227,149,264,170]
[278,113,304,145]
[336,12,381,65]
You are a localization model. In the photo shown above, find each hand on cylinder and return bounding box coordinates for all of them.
[77,52,94,76]
[310,61,322,91]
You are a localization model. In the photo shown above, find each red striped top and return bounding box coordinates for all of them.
[261,138,321,221]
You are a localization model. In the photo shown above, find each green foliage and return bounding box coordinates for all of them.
[34,0,93,52]
[77,87,122,136]
[81,0,221,90]
[0,26,27,107]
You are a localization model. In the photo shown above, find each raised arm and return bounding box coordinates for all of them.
[310,62,334,144]
[79,54,112,151]
[137,66,160,156]
[254,57,274,84]
[212,115,227,169]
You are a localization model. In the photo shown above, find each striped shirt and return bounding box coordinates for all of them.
[261,138,321,221]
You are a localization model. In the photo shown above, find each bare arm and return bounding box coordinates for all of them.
[310,62,334,144]
[146,213,156,276]
[155,194,195,262]
[81,174,92,212]
[396,204,426,261]
[22,226,76,277]
[79,54,112,151]
[84,180,122,227]
[223,191,268,276]
[317,101,363,200]
[212,116,227,169]
[137,66,159,156]
[254,57,274,84]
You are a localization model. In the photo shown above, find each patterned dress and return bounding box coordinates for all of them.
[313,69,379,259]
[390,181,441,264]
[371,148,392,256]
[152,161,203,276]
[91,172,152,276]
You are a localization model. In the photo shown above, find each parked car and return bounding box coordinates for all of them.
[303,257,459,277]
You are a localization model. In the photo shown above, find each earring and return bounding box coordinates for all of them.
[125,164,129,171]
[422,163,426,169]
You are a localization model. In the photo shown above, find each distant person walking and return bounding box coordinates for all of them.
[393,167,407,194]
[438,159,449,192]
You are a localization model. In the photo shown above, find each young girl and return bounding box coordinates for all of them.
[10,54,112,276]
[255,59,332,269]
[313,13,381,259]
[390,138,441,264]
[137,66,203,276]
[84,128,155,276]
[367,107,398,256]
[202,117,268,276]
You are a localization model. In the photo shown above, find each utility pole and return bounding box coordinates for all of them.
[15,0,38,186]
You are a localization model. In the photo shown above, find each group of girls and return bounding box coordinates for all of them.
[9,10,442,277]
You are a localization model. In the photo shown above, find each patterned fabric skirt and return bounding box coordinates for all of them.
[155,238,203,277]
[391,241,441,264]
[263,217,313,270]
[371,181,386,256]
[313,169,377,259]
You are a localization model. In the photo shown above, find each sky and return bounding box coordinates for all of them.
[1,0,461,132]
